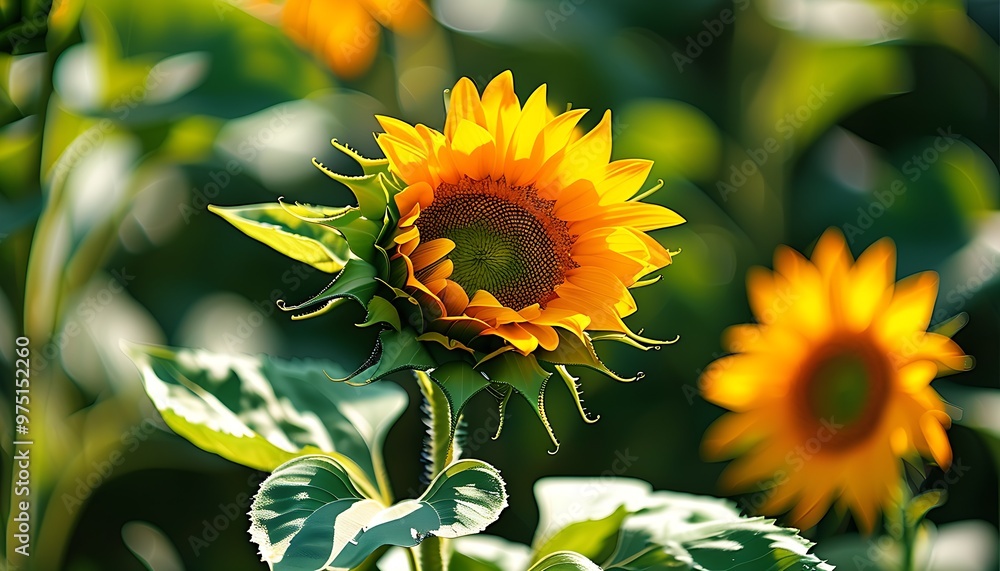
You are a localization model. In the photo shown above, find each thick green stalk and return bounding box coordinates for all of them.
[411,372,458,571]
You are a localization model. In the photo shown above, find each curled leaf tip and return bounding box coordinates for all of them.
[630,178,666,202]
[556,366,601,423]
[290,299,341,320]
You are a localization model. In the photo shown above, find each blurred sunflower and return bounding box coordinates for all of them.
[381,71,684,354]
[700,229,973,533]
[243,0,430,77]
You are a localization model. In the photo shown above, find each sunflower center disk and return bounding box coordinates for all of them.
[416,177,576,310]
[799,342,890,447]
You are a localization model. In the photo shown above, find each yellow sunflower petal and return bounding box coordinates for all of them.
[920,411,953,469]
[596,159,654,204]
[520,322,560,351]
[504,84,549,181]
[570,202,685,234]
[481,71,521,178]
[445,77,488,140]
[897,360,937,393]
[701,411,767,460]
[378,134,434,187]
[490,323,539,354]
[394,182,435,222]
[450,120,497,181]
[358,0,429,34]
[421,259,454,284]
[843,238,896,332]
[556,110,613,187]
[788,485,836,532]
[376,114,426,150]
[439,280,470,315]
[811,227,854,282]
[877,271,939,342]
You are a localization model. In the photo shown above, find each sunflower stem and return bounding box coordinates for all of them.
[411,372,459,571]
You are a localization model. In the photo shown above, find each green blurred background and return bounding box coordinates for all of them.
[1,0,998,569]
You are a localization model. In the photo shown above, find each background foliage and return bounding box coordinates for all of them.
[1,0,997,569]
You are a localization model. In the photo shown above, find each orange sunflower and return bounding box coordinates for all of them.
[700,229,973,533]
[377,71,684,355]
[243,0,430,78]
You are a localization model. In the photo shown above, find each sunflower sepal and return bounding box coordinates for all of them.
[331,327,437,386]
[275,199,384,261]
[478,351,560,453]
[276,257,378,318]
[312,147,401,222]
[427,360,493,430]
[417,332,475,355]
[358,295,402,331]
[535,329,641,383]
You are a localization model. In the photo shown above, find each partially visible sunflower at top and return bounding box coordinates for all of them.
[239,0,430,78]
[210,71,683,447]
[700,229,973,533]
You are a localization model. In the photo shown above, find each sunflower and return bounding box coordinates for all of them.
[379,71,684,355]
[210,71,683,447]
[242,0,430,78]
[700,229,973,533]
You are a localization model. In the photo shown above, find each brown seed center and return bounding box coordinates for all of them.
[416,176,576,310]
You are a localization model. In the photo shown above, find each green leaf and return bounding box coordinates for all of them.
[478,352,558,452]
[359,296,401,331]
[531,505,629,565]
[208,203,351,273]
[430,360,492,428]
[250,456,507,571]
[527,552,602,571]
[341,328,438,385]
[121,342,407,499]
[277,258,378,319]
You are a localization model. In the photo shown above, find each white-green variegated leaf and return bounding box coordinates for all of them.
[121,342,406,499]
[529,478,833,571]
[250,456,507,571]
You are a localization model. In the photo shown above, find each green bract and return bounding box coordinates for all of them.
[207,141,658,450]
